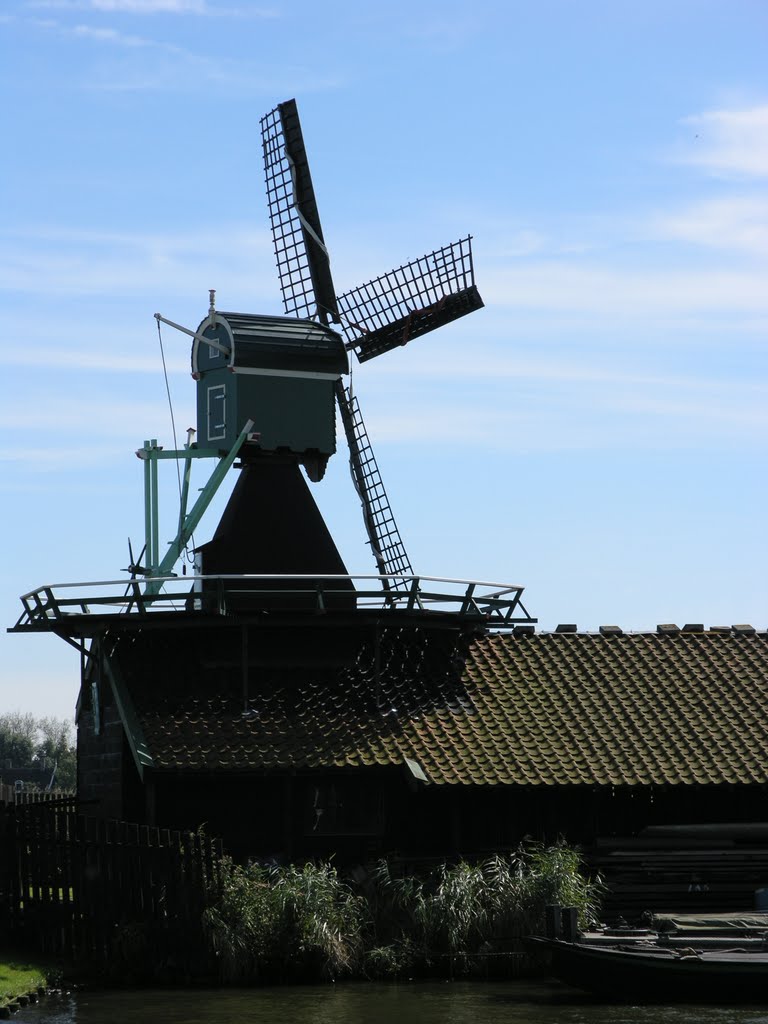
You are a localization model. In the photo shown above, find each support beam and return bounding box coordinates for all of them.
[100,641,154,779]
[150,442,159,576]
[143,418,254,597]
[154,312,231,358]
[143,441,154,572]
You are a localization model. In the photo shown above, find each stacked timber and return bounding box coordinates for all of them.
[588,824,768,923]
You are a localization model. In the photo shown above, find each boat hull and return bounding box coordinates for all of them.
[537,939,768,1003]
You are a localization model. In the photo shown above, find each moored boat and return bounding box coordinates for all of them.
[531,936,768,1002]
[531,906,768,1002]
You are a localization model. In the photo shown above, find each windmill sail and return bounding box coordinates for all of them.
[260,100,339,324]
[259,101,486,589]
[335,382,413,591]
[337,237,483,362]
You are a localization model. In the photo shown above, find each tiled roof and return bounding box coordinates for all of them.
[124,628,768,787]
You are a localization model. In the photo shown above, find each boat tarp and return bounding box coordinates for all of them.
[652,912,768,934]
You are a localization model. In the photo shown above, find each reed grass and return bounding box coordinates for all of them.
[203,842,602,983]
[203,859,364,982]
[361,842,603,976]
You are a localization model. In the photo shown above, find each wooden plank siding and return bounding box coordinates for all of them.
[587,836,768,920]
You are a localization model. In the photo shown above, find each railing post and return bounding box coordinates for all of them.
[458,582,476,616]
[545,903,562,939]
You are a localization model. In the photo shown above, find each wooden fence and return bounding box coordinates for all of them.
[0,800,223,969]
[0,783,75,805]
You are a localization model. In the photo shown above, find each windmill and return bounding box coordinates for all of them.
[255,99,483,589]
[13,99,534,641]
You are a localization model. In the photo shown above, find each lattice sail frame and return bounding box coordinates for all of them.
[260,101,338,324]
[337,236,483,362]
[259,100,486,590]
[336,382,413,590]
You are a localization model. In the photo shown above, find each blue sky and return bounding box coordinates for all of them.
[2,0,767,721]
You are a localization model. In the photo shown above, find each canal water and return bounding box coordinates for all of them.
[14,982,768,1024]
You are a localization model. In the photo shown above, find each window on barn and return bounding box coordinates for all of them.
[305,778,382,836]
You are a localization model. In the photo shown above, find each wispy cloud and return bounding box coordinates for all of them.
[26,0,275,16]
[0,397,180,433]
[71,21,162,45]
[22,14,335,94]
[0,346,190,374]
[6,210,768,322]
[678,105,768,178]
[5,328,766,459]
[346,336,767,451]
[25,13,189,57]
[6,330,762,455]
[362,389,766,451]
[0,223,276,299]
[0,445,137,470]
[81,52,340,95]
[482,263,768,317]
[363,350,768,398]
[651,196,768,256]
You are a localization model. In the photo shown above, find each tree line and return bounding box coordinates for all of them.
[0,711,76,791]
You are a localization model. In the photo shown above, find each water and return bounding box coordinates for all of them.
[14,983,768,1024]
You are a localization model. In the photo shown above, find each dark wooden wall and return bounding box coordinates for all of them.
[146,768,768,866]
[77,678,126,820]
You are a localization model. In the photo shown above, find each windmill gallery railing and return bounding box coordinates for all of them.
[12,574,535,631]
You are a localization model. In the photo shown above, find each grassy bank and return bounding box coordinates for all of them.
[0,954,48,1005]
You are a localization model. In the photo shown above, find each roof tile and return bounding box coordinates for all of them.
[127,628,768,788]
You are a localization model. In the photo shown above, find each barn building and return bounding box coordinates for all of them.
[70,619,768,861]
